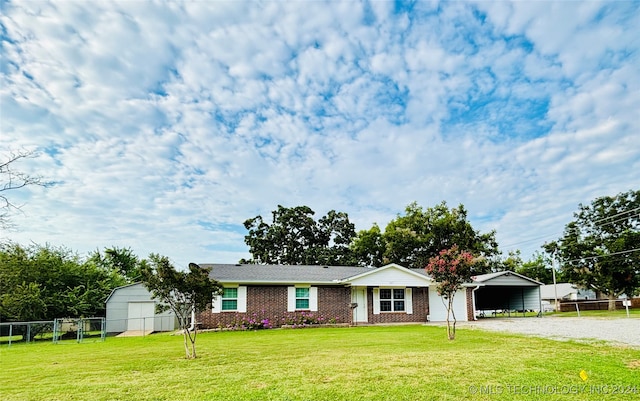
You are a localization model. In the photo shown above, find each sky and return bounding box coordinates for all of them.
[1,1,639,268]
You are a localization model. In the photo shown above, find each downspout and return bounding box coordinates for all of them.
[471,285,481,321]
[187,306,195,332]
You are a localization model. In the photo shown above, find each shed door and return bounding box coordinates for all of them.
[127,302,155,331]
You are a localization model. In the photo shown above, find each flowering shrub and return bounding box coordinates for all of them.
[219,311,339,330]
[281,311,338,327]
[222,311,271,331]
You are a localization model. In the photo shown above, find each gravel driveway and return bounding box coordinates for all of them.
[457,316,640,348]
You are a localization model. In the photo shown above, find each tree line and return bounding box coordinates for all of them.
[1,191,638,325]
[0,244,145,323]
[242,191,640,309]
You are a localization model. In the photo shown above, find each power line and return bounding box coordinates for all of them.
[564,247,640,264]
[501,206,640,250]
[590,206,640,226]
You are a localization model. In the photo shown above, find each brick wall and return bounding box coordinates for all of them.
[198,285,352,329]
[317,286,352,323]
[466,287,475,321]
[366,287,429,324]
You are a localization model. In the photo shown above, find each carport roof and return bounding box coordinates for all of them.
[472,270,542,286]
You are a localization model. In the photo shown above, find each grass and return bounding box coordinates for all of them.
[1,325,639,401]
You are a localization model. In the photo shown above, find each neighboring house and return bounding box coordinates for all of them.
[105,283,176,334]
[197,263,543,328]
[539,283,596,302]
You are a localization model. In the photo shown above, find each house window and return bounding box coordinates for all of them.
[221,288,238,311]
[295,287,310,310]
[379,288,405,312]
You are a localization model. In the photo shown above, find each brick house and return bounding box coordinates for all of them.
[197,263,496,328]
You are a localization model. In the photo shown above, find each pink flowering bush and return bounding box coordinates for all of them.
[223,311,272,331]
[281,311,338,327]
[220,311,339,331]
[425,245,476,340]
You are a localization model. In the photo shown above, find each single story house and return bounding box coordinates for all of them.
[105,283,176,334]
[540,283,596,302]
[197,263,542,328]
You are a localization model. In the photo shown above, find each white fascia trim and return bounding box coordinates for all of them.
[337,263,433,284]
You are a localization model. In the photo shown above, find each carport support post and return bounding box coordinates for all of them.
[552,260,559,312]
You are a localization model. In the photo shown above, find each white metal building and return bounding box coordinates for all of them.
[105,283,176,334]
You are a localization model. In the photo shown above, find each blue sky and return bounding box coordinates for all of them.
[1,1,638,267]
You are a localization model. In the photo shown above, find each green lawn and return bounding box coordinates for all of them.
[1,325,638,401]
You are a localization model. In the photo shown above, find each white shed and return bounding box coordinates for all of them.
[105,283,176,334]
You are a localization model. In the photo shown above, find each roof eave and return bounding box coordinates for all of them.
[214,279,343,285]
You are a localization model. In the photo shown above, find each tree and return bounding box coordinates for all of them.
[351,223,386,267]
[1,149,48,229]
[140,255,222,359]
[361,201,498,269]
[516,252,554,284]
[242,205,357,265]
[88,246,146,283]
[425,245,477,340]
[545,190,640,310]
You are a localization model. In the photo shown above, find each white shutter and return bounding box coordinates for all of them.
[373,288,380,315]
[405,288,413,314]
[237,286,247,313]
[212,293,222,314]
[287,287,296,312]
[309,287,318,311]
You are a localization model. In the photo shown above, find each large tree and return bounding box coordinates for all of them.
[242,205,357,265]
[545,190,640,310]
[515,252,555,285]
[1,149,48,229]
[87,246,147,283]
[140,255,222,359]
[353,202,499,270]
[351,223,386,267]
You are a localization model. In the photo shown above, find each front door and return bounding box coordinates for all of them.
[351,287,368,323]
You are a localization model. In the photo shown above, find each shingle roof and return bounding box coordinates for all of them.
[200,263,373,284]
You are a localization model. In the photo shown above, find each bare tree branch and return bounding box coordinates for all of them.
[1,149,48,229]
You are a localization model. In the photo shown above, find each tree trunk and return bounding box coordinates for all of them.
[447,296,456,340]
[450,297,457,340]
[189,327,197,359]
[183,331,191,359]
[608,294,617,311]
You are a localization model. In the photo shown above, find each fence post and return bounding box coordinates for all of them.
[575,303,580,317]
[8,324,12,347]
[53,319,58,344]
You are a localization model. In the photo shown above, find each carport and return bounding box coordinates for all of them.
[472,271,542,318]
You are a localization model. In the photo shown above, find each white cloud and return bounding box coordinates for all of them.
[1,1,638,267]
